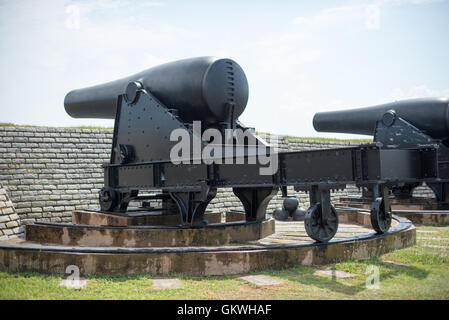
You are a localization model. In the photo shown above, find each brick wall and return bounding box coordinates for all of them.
[0,186,20,240]
[0,126,111,232]
[0,125,435,238]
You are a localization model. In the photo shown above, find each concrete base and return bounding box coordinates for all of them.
[339,196,438,205]
[225,210,246,222]
[315,269,355,278]
[152,278,182,289]
[25,218,275,247]
[240,275,283,286]
[25,210,264,247]
[390,209,449,225]
[72,210,222,226]
[338,197,449,226]
[0,210,415,276]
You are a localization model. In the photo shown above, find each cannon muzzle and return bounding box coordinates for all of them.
[313,97,449,140]
[64,56,249,124]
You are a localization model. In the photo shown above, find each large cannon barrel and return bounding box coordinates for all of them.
[64,56,249,124]
[313,97,449,139]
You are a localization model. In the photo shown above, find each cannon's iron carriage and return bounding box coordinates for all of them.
[314,97,449,208]
[65,56,445,242]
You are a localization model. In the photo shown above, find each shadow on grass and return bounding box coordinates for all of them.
[258,258,429,296]
[86,273,152,283]
[418,223,449,228]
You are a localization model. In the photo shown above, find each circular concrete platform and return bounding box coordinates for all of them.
[0,209,415,276]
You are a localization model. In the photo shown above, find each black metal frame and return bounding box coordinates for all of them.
[99,85,443,242]
[315,104,449,204]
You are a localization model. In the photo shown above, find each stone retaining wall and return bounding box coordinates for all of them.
[0,186,21,240]
[0,125,435,237]
[0,126,110,232]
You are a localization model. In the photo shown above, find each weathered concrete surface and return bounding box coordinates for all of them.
[71,210,246,227]
[240,275,283,286]
[338,201,441,211]
[72,210,222,226]
[339,196,437,205]
[391,210,449,226]
[338,197,449,226]
[25,219,275,247]
[336,209,399,228]
[315,269,355,278]
[152,278,182,289]
[225,210,246,222]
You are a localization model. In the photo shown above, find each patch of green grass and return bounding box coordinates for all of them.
[1,225,448,300]
[256,131,372,143]
[0,122,35,127]
[286,136,372,143]
[0,123,113,130]
[67,126,113,130]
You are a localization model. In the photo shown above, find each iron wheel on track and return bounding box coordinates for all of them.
[304,203,339,242]
[370,197,392,234]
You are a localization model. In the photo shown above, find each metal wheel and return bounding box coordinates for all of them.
[99,187,117,211]
[304,203,339,243]
[370,197,392,234]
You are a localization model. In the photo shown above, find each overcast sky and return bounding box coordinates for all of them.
[0,0,448,139]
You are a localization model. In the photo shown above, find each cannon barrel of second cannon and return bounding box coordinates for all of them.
[64,56,249,124]
[313,97,449,140]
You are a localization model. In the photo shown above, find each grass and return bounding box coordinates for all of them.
[0,122,113,130]
[284,136,372,143]
[0,122,37,127]
[0,123,369,142]
[256,131,372,143]
[0,224,448,300]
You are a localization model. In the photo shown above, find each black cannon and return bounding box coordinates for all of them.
[65,56,443,242]
[314,98,449,202]
[65,56,249,124]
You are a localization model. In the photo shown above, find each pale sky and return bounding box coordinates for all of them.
[0,0,448,139]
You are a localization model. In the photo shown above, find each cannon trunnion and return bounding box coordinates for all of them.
[65,57,443,242]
